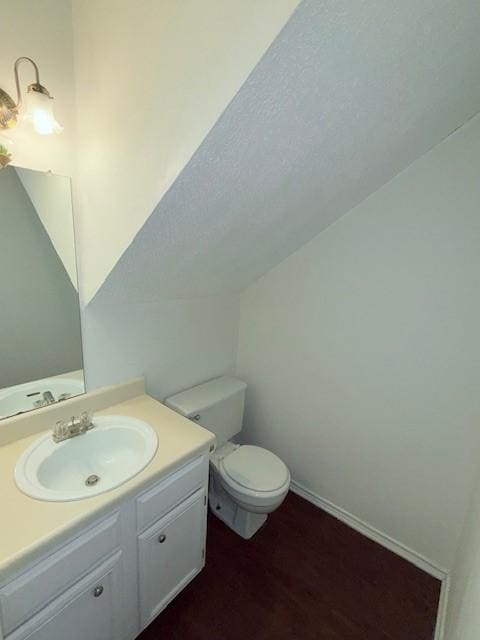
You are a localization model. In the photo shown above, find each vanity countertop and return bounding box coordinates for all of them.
[0,393,215,582]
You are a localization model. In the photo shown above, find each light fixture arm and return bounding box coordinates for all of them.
[13,57,42,109]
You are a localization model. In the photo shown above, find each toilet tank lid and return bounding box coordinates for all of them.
[164,376,247,417]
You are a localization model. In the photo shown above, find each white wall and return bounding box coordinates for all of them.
[445,466,480,639]
[0,0,76,176]
[71,0,299,303]
[236,114,480,571]
[15,168,77,288]
[83,296,240,402]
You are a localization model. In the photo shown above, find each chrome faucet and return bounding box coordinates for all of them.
[53,411,94,443]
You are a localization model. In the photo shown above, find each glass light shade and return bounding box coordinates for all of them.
[23,89,63,135]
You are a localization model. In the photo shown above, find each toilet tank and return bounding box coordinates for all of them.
[165,376,247,445]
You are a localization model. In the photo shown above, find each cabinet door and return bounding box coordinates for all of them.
[138,489,206,628]
[10,552,124,640]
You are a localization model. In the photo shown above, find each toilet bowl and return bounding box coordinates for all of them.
[209,443,290,538]
[165,376,291,539]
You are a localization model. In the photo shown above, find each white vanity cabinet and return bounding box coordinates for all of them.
[0,455,209,640]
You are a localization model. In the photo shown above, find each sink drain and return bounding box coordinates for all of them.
[85,474,100,486]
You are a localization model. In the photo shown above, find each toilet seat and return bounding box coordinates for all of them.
[211,443,291,528]
[221,445,289,493]
[216,445,290,510]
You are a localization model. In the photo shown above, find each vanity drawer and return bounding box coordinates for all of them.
[136,456,208,531]
[0,512,120,636]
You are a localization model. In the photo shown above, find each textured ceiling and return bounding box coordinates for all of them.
[92,0,480,305]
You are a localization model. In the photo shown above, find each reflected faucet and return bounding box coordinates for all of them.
[33,390,56,408]
[42,391,55,404]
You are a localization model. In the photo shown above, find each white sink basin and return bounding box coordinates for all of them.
[15,416,158,502]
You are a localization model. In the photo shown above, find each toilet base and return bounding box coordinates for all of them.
[209,472,267,539]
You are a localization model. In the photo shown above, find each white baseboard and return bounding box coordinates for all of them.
[290,480,449,639]
[290,480,447,579]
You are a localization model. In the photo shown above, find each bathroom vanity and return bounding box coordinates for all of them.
[0,380,215,640]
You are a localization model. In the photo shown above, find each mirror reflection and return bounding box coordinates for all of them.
[0,166,84,418]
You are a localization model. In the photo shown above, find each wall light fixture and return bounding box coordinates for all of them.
[0,57,62,135]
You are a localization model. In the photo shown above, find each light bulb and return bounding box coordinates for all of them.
[23,87,63,135]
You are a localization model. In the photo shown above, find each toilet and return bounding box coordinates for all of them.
[165,376,290,539]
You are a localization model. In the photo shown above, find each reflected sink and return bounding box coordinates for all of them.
[15,415,158,502]
[0,375,85,418]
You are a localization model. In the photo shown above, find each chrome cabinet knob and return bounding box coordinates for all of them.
[158,534,166,543]
[93,585,104,598]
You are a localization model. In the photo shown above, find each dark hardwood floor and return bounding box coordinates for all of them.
[139,492,440,640]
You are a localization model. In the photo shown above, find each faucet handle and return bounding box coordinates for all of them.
[55,419,65,433]
[80,411,93,430]
[54,420,67,441]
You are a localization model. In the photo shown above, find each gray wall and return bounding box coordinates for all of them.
[0,167,83,388]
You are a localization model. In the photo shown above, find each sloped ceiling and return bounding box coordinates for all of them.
[73,0,300,303]
[92,0,480,305]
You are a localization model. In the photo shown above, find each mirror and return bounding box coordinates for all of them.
[0,165,84,418]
